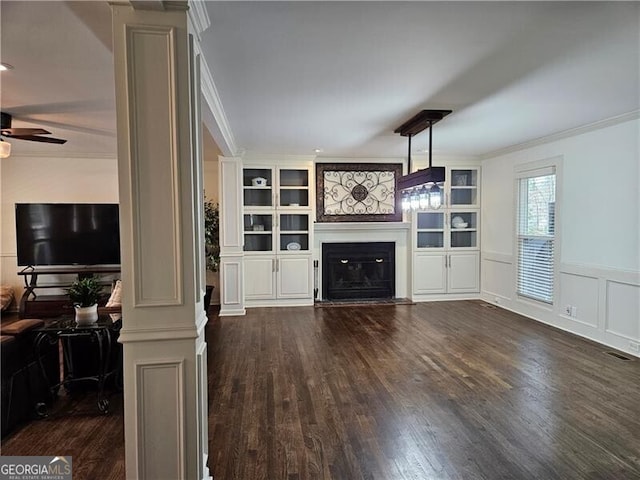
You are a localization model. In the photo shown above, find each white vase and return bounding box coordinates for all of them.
[75,304,98,325]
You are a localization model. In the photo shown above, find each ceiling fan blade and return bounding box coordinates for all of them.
[8,134,67,144]
[1,128,51,136]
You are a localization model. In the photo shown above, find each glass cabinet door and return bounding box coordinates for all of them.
[279,213,309,252]
[450,211,478,248]
[243,214,274,252]
[416,212,445,249]
[449,169,478,207]
[279,169,309,207]
[243,168,273,207]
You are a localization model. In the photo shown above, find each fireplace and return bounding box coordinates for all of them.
[322,242,395,300]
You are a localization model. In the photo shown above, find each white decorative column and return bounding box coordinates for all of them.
[111,2,210,479]
[218,156,246,316]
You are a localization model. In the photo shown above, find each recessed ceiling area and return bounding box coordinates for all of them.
[1,1,638,159]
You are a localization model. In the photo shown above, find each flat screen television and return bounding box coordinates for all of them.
[15,203,121,267]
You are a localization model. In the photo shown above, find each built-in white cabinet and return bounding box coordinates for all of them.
[413,253,447,294]
[244,255,312,300]
[242,162,314,305]
[412,166,480,298]
[413,252,479,295]
[448,252,480,292]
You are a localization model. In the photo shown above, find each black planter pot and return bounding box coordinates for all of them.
[204,285,214,313]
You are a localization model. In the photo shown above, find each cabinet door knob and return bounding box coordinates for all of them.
[375,258,384,263]
[340,259,348,264]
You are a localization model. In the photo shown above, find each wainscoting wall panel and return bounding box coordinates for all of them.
[606,280,640,340]
[219,256,245,316]
[481,257,640,357]
[480,251,513,304]
[559,271,599,328]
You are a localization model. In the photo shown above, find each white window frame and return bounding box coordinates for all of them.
[514,157,562,307]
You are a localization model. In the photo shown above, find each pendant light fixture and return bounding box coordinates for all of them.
[396,109,451,211]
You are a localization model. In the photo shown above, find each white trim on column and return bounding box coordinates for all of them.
[125,24,184,307]
[196,341,210,479]
[136,359,186,480]
[130,1,166,11]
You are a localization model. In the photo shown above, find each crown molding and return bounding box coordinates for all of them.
[6,152,117,160]
[199,54,238,157]
[242,152,316,163]
[480,110,640,160]
[127,1,188,11]
[187,0,210,40]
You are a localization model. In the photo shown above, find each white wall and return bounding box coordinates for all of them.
[203,128,221,305]
[203,160,220,305]
[0,155,119,310]
[481,117,640,357]
[0,130,222,312]
[0,156,118,310]
[203,127,220,203]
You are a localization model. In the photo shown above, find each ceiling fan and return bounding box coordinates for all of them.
[1,112,67,144]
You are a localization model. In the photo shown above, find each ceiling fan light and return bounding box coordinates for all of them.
[0,139,11,158]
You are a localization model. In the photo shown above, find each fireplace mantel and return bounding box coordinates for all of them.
[313,222,410,300]
[314,222,410,233]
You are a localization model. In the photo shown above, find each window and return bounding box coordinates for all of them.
[517,168,556,304]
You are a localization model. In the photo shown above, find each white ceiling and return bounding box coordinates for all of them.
[0,1,116,157]
[1,1,638,159]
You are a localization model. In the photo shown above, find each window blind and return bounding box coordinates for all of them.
[517,171,556,304]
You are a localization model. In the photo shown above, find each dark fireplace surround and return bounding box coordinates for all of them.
[322,242,395,300]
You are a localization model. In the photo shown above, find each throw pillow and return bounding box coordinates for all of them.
[106,279,123,307]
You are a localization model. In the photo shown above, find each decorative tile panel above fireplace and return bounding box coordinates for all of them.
[315,163,403,223]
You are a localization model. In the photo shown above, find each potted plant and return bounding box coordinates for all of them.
[203,198,220,311]
[67,275,103,325]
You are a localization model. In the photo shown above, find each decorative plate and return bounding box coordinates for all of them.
[286,242,301,251]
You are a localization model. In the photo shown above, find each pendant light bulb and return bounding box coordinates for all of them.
[429,183,442,209]
[418,186,429,210]
[401,191,411,211]
[410,189,420,210]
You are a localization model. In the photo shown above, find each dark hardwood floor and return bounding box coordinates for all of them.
[3,301,640,479]
[0,389,125,479]
[207,301,640,480]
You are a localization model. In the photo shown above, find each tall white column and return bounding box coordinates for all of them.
[111,3,210,479]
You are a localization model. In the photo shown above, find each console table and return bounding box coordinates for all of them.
[33,313,122,415]
[17,266,120,318]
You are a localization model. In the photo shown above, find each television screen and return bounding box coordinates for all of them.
[15,203,121,266]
